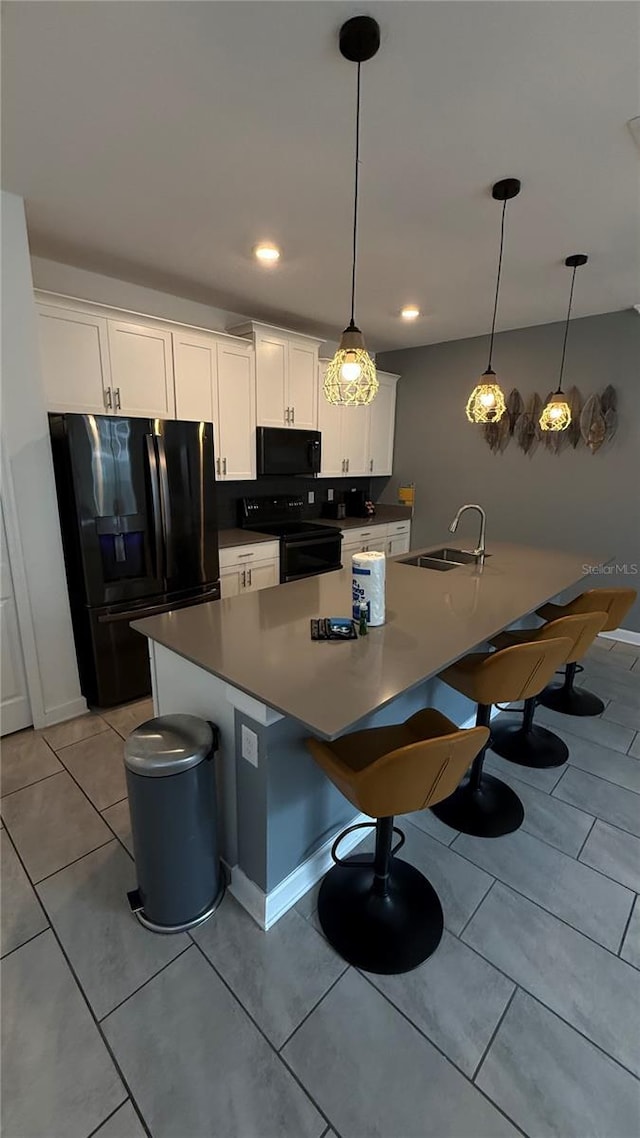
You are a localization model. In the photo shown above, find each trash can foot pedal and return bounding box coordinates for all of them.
[126,878,226,935]
[127,888,143,914]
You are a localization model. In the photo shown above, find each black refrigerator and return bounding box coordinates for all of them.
[49,414,220,707]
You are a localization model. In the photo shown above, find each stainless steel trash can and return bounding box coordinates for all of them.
[124,714,225,933]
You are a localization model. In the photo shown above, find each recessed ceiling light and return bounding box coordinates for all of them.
[401,306,420,321]
[254,243,280,265]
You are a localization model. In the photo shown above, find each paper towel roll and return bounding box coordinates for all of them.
[352,550,386,627]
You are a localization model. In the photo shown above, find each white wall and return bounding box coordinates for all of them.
[1,193,85,726]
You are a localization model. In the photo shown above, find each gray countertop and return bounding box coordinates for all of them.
[218,528,277,549]
[319,506,412,531]
[133,542,599,740]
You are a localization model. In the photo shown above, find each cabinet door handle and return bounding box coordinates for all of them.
[114,388,121,411]
[104,387,112,410]
[241,570,246,588]
[291,406,295,424]
[369,459,373,473]
[216,457,221,476]
[346,458,349,472]
[247,567,252,586]
[285,407,290,424]
[223,457,227,475]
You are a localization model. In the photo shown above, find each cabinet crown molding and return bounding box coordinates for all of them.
[228,319,324,347]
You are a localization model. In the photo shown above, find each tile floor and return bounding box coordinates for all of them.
[2,642,640,1138]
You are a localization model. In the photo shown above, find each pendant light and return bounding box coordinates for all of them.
[466,178,521,424]
[323,16,380,407]
[539,254,588,432]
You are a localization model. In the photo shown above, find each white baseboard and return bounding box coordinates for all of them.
[599,629,640,648]
[38,696,88,729]
[230,811,373,931]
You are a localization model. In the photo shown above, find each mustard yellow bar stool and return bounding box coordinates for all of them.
[537,588,637,716]
[489,612,607,768]
[432,638,572,837]
[306,709,488,974]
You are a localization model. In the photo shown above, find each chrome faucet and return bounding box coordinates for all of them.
[449,504,487,563]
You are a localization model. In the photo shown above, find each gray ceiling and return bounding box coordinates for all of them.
[2,1,639,349]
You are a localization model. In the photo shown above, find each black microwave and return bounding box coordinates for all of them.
[257,427,321,477]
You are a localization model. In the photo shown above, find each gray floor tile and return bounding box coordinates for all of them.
[43,712,110,752]
[57,727,127,810]
[453,827,633,951]
[283,969,518,1138]
[587,641,635,670]
[1,770,112,882]
[100,698,155,740]
[485,747,565,793]
[553,766,640,837]
[102,797,133,855]
[620,897,640,969]
[602,700,640,732]
[102,946,324,1138]
[489,765,594,856]
[192,894,345,1047]
[1,829,48,956]
[295,879,321,920]
[629,732,640,758]
[476,989,640,1138]
[369,928,515,1076]
[37,840,189,1019]
[405,806,459,845]
[397,822,494,934]
[0,728,61,796]
[92,1101,146,1138]
[560,731,640,792]
[579,819,640,893]
[609,639,639,661]
[1,929,124,1138]
[578,664,640,708]
[535,704,636,755]
[463,882,640,1077]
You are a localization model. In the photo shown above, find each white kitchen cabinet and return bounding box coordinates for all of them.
[173,330,256,481]
[219,541,280,598]
[37,304,112,414]
[341,520,411,562]
[107,320,175,418]
[367,371,399,476]
[231,323,321,429]
[317,361,370,477]
[387,533,411,556]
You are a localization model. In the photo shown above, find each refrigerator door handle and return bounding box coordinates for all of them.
[145,434,165,580]
[155,434,175,579]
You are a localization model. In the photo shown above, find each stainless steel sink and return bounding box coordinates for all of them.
[399,548,488,572]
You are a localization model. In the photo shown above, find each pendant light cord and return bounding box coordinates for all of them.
[486,199,507,372]
[556,264,577,393]
[349,62,362,328]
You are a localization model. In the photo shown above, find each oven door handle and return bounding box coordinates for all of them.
[284,533,343,552]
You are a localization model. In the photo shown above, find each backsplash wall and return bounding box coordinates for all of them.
[216,476,390,528]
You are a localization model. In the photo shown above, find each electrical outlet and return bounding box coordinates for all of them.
[327,488,334,502]
[308,490,315,505]
[241,725,259,767]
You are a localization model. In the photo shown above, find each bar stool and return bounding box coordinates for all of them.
[431,638,572,837]
[306,708,489,974]
[488,612,607,768]
[536,588,637,715]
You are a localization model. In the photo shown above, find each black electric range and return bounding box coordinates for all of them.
[240,496,343,583]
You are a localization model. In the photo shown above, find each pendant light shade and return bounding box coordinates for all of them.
[324,16,380,407]
[540,254,588,432]
[466,178,521,424]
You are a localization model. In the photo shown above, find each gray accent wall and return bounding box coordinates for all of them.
[379,310,640,632]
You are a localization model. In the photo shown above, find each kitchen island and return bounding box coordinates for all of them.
[133,542,599,928]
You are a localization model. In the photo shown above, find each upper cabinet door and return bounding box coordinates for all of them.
[317,363,345,477]
[368,372,398,476]
[107,321,175,418]
[342,404,370,476]
[37,305,111,414]
[255,333,288,427]
[288,342,318,429]
[173,331,217,424]
[217,343,256,481]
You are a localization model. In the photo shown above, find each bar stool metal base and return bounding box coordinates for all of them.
[490,720,569,769]
[317,855,444,974]
[431,773,524,838]
[538,683,604,717]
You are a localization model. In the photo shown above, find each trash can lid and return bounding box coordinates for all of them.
[124,714,214,777]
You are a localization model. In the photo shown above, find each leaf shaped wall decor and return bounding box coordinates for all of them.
[506,389,524,436]
[517,394,543,456]
[567,386,583,449]
[600,385,618,444]
[580,393,607,453]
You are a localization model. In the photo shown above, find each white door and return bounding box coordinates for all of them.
[368,372,398,475]
[108,321,175,418]
[173,331,217,423]
[37,306,111,414]
[245,560,279,591]
[342,405,370,476]
[0,504,32,735]
[255,333,288,427]
[388,534,410,556]
[317,367,345,477]
[288,343,318,429]
[217,344,255,481]
[220,566,244,599]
